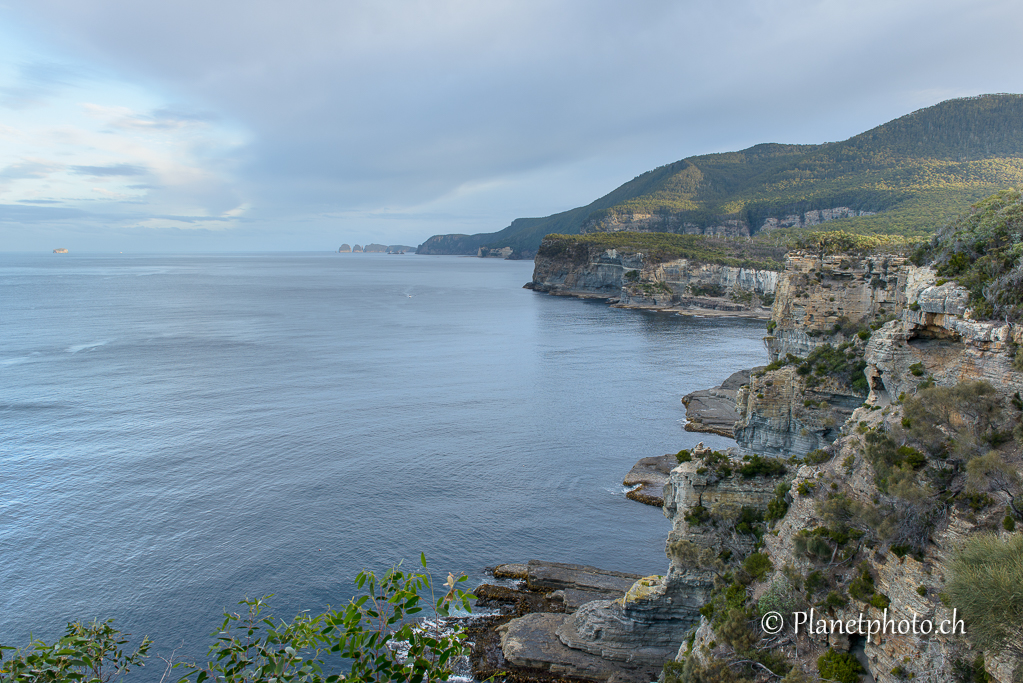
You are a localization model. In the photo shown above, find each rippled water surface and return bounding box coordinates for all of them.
[0,253,767,668]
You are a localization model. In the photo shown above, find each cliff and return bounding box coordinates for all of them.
[526,234,783,316]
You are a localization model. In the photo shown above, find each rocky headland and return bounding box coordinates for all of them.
[492,208,1023,683]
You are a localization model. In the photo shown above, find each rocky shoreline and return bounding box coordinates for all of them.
[489,236,1023,683]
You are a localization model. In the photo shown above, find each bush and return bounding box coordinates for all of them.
[743,552,774,581]
[817,648,864,683]
[805,448,832,465]
[0,557,474,683]
[945,534,1023,663]
[739,455,787,478]
[676,449,693,463]
[765,482,791,523]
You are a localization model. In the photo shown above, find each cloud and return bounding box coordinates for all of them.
[0,203,87,221]
[70,163,147,176]
[0,159,62,180]
[2,0,1023,249]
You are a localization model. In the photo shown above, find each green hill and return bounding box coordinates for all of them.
[417,94,1023,257]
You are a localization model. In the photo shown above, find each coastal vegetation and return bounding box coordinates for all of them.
[0,558,473,683]
[911,188,1023,321]
[536,232,788,270]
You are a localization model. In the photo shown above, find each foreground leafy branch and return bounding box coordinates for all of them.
[1,556,473,683]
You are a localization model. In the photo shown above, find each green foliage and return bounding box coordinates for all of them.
[742,553,773,581]
[685,505,712,526]
[804,570,825,595]
[765,482,791,523]
[0,557,473,683]
[794,343,869,395]
[676,449,693,463]
[820,591,848,612]
[909,362,925,376]
[758,574,800,618]
[869,593,891,609]
[1007,515,1018,532]
[848,568,876,602]
[734,508,766,541]
[0,619,150,683]
[536,232,787,271]
[817,648,864,683]
[738,455,787,478]
[903,380,1006,459]
[952,655,995,683]
[864,432,927,492]
[699,582,749,627]
[946,534,1023,663]
[913,188,1023,321]
[805,449,832,465]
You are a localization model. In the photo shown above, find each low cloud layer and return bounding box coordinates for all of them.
[2,0,1022,251]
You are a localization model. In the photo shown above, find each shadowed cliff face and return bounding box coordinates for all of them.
[528,245,778,314]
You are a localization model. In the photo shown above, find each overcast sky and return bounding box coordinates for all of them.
[1,0,1022,252]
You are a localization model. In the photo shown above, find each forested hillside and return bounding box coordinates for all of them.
[418,94,1023,257]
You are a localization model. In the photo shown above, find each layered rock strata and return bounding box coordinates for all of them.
[623,455,676,507]
[527,246,778,315]
[494,448,789,681]
[680,367,761,438]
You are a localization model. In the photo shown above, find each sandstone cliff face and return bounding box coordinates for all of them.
[529,247,645,297]
[733,366,862,457]
[753,404,1020,683]
[865,270,1023,405]
[528,245,778,311]
[550,449,788,669]
[767,252,910,360]
[581,206,874,239]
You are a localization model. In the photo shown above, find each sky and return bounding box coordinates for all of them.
[1,0,1023,252]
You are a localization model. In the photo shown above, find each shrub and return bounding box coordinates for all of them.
[870,593,891,609]
[805,449,832,465]
[820,591,849,611]
[848,568,876,602]
[805,570,825,594]
[739,455,787,478]
[945,534,1023,663]
[817,648,864,683]
[0,556,474,683]
[765,482,791,523]
[676,449,692,463]
[743,552,773,581]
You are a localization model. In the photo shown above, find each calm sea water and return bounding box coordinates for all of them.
[0,253,766,668]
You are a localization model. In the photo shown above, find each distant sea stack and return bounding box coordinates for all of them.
[364,243,388,253]
[53,248,68,254]
[338,244,351,253]
[352,244,363,253]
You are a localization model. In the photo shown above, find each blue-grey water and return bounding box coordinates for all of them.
[1,253,766,668]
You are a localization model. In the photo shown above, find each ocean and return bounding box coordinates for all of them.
[0,252,767,670]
